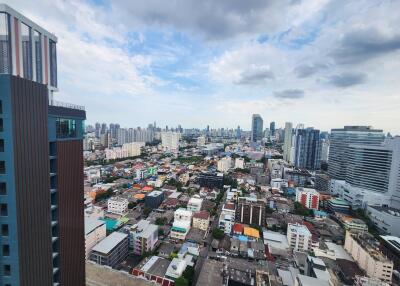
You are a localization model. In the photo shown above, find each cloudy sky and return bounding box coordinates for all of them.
[6,0,400,133]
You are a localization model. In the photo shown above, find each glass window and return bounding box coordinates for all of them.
[56,118,76,138]
[34,30,42,83]
[49,39,57,87]
[0,203,7,216]
[4,264,10,276]
[0,161,4,174]
[0,12,11,74]
[1,224,8,236]
[2,244,9,256]
[21,22,33,80]
[0,183,5,195]
[0,139,3,152]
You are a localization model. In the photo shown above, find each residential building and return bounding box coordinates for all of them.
[107,197,128,215]
[187,195,203,212]
[90,232,129,268]
[328,126,385,180]
[284,169,312,187]
[251,114,263,142]
[235,197,266,226]
[217,157,232,173]
[130,220,158,256]
[315,173,330,192]
[287,223,312,251]
[234,157,245,169]
[85,218,106,260]
[294,128,321,170]
[145,190,165,209]
[283,122,293,163]
[192,211,210,231]
[197,136,206,146]
[379,235,400,271]
[344,231,393,283]
[131,256,174,286]
[170,208,193,240]
[295,188,320,210]
[367,206,400,236]
[161,132,180,152]
[0,5,86,285]
[219,203,236,234]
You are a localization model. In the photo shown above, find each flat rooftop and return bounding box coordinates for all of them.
[85,218,106,235]
[92,232,128,255]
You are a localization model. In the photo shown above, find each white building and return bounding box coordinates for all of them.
[287,223,312,251]
[170,208,193,240]
[107,197,128,215]
[85,218,106,259]
[283,122,293,163]
[234,157,245,169]
[271,178,288,190]
[295,188,320,210]
[161,132,180,152]
[129,220,158,255]
[197,136,206,146]
[367,206,400,236]
[187,195,203,212]
[122,142,144,156]
[217,157,232,173]
[218,203,236,234]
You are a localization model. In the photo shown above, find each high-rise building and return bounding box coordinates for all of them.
[161,131,180,152]
[320,139,330,162]
[294,128,321,170]
[251,114,263,142]
[328,126,385,180]
[270,121,275,137]
[283,122,293,162]
[95,122,101,138]
[0,5,86,285]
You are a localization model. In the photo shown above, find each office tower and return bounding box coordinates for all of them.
[100,122,107,135]
[251,114,263,142]
[270,121,275,136]
[328,126,384,180]
[320,139,330,162]
[236,125,241,139]
[283,122,293,162]
[0,5,85,285]
[294,128,321,170]
[95,122,101,138]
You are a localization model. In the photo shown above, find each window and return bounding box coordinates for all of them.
[0,100,2,113]
[0,203,7,216]
[0,13,11,74]
[49,39,57,87]
[4,264,10,276]
[0,118,3,131]
[0,161,4,174]
[34,30,42,83]
[21,22,33,80]
[2,244,9,256]
[0,182,5,195]
[0,139,3,152]
[56,118,76,138]
[1,224,8,236]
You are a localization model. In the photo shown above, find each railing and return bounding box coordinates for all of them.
[49,99,85,111]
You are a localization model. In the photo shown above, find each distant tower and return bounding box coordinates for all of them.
[251,114,263,142]
[270,121,276,136]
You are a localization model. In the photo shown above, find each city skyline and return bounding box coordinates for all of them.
[4,0,400,134]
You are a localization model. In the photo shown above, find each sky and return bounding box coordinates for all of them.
[6,0,400,134]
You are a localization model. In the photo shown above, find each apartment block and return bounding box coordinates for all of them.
[287,223,312,251]
[235,197,266,226]
[192,211,210,231]
[295,188,320,210]
[170,208,192,241]
[90,232,129,268]
[130,220,158,256]
[107,197,128,215]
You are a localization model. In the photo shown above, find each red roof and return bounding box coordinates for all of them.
[232,223,244,234]
[224,203,235,210]
[193,211,210,220]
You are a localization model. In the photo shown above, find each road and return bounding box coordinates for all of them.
[193,192,226,285]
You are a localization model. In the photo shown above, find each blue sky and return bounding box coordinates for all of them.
[5,0,400,134]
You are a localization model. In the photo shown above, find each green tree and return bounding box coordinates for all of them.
[212,228,224,240]
[128,202,137,209]
[155,217,167,226]
[175,276,189,286]
[143,207,152,216]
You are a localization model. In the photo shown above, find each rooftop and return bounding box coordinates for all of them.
[193,211,210,220]
[85,218,106,235]
[146,190,163,197]
[92,232,128,255]
[140,256,170,277]
[380,235,400,252]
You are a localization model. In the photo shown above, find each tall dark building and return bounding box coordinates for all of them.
[198,172,224,190]
[0,5,85,286]
[251,114,263,142]
[270,121,275,136]
[95,122,101,138]
[235,197,265,226]
[294,128,321,170]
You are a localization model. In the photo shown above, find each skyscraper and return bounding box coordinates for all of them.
[270,121,276,137]
[294,128,321,170]
[0,5,85,285]
[283,122,293,162]
[328,126,385,180]
[251,114,263,142]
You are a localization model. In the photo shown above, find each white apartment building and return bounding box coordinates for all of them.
[295,188,320,210]
[85,218,106,259]
[283,122,293,163]
[287,223,312,251]
[217,157,232,173]
[197,136,206,146]
[130,220,158,256]
[107,197,129,215]
[271,178,288,190]
[218,203,236,234]
[234,157,245,169]
[344,231,393,283]
[161,132,180,152]
[187,195,203,212]
[170,208,193,240]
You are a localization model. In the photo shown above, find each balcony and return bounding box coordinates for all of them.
[49,99,85,111]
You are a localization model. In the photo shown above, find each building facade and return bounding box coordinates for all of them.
[85,218,106,260]
[145,190,165,209]
[170,208,192,241]
[283,122,293,163]
[90,232,129,268]
[192,211,210,231]
[235,197,266,226]
[0,5,86,286]
[130,220,158,256]
[287,223,312,251]
[251,114,263,142]
[107,197,128,215]
[294,128,321,171]
[295,188,320,210]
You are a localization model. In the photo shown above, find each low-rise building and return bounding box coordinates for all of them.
[342,217,368,232]
[219,203,236,234]
[107,197,128,215]
[131,256,174,285]
[234,157,245,169]
[85,218,107,260]
[170,208,193,240]
[327,198,352,214]
[130,220,158,256]
[187,195,203,212]
[344,231,394,283]
[145,190,165,209]
[192,211,210,231]
[287,223,313,251]
[90,232,129,267]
